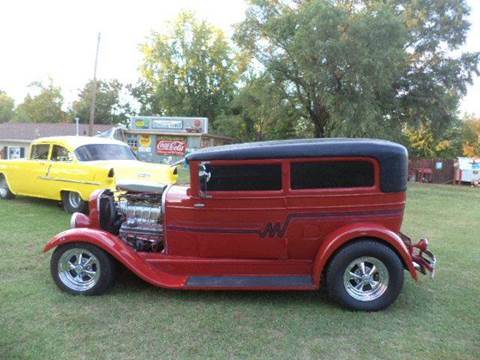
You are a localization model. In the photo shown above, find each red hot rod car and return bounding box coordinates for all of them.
[44,139,436,311]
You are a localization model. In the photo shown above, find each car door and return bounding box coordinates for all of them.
[178,160,288,259]
[45,144,94,200]
[20,143,52,197]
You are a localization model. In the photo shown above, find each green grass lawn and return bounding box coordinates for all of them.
[0,184,479,359]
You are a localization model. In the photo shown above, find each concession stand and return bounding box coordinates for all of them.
[125,116,232,164]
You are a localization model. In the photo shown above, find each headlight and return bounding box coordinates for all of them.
[70,212,91,228]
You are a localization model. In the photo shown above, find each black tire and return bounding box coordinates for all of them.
[326,239,404,311]
[62,191,88,214]
[0,174,15,199]
[50,243,117,295]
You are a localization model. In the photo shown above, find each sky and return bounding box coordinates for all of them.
[0,0,479,117]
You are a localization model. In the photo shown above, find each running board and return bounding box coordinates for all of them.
[185,275,314,289]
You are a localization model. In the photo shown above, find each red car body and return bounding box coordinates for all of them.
[45,139,435,296]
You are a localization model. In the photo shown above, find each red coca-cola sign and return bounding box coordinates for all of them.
[156,140,186,156]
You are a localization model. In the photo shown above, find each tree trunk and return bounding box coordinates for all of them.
[309,103,329,138]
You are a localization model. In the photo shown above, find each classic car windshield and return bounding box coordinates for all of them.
[75,144,136,161]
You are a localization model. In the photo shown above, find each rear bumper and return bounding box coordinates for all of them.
[400,233,437,279]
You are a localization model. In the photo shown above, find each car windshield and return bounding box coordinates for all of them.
[74,144,136,161]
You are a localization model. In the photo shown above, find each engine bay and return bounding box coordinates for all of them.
[98,185,166,252]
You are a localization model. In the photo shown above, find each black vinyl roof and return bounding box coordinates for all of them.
[187,138,408,193]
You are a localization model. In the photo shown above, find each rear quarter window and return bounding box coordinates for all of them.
[291,161,374,189]
[30,144,50,160]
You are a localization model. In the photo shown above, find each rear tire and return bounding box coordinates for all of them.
[62,191,88,213]
[50,243,117,295]
[326,240,404,311]
[0,175,15,199]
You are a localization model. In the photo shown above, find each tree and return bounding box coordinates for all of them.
[235,0,479,139]
[0,90,15,123]
[72,79,129,125]
[136,11,240,126]
[462,116,480,157]
[216,74,299,141]
[14,80,67,123]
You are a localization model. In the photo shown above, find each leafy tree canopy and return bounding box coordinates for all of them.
[72,79,130,125]
[0,90,15,123]
[13,80,67,123]
[234,0,479,139]
[136,11,242,127]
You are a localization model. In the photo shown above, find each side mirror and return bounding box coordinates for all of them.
[199,163,212,199]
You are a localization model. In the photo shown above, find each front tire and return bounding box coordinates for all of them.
[62,191,88,213]
[326,240,404,311]
[0,175,15,199]
[50,243,117,295]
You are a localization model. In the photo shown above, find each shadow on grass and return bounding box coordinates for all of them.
[10,196,63,211]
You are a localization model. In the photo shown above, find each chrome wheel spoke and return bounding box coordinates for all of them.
[349,272,362,280]
[360,262,366,275]
[368,265,376,276]
[83,270,96,277]
[77,253,83,265]
[83,257,93,267]
[68,261,76,270]
[355,281,364,291]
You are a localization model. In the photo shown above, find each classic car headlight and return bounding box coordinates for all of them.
[70,212,91,229]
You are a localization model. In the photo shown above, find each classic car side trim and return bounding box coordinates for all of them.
[39,176,101,186]
[167,209,404,238]
[185,275,314,288]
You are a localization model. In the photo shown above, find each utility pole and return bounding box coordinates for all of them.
[88,32,101,136]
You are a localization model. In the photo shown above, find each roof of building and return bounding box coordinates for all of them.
[0,122,112,142]
[187,138,408,193]
[32,136,128,150]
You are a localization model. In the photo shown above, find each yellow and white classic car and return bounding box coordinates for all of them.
[0,136,178,212]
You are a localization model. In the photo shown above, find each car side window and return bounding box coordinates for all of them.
[290,161,374,189]
[51,145,73,162]
[30,144,50,160]
[203,164,282,191]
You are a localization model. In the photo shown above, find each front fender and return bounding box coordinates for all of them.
[44,228,186,289]
[312,222,417,286]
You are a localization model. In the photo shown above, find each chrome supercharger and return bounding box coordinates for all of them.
[96,183,168,252]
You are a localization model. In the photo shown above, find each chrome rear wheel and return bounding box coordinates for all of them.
[343,256,389,302]
[0,176,14,199]
[326,240,404,311]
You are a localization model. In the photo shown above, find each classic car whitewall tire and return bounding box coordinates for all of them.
[62,191,88,214]
[326,240,404,311]
[51,243,117,295]
[0,175,15,199]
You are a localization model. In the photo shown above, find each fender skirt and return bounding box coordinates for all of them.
[44,228,187,289]
[312,223,418,286]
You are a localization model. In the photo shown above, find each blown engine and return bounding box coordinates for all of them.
[99,184,166,252]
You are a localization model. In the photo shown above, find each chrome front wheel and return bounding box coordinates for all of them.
[51,243,117,295]
[58,248,101,292]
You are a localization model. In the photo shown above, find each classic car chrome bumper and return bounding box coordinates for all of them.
[400,233,437,279]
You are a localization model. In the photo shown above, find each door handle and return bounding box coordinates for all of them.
[194,203,205,208]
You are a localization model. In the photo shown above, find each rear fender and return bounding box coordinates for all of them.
[0,172,16,194]
[312,222,417,286]
[44,228,186,289]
